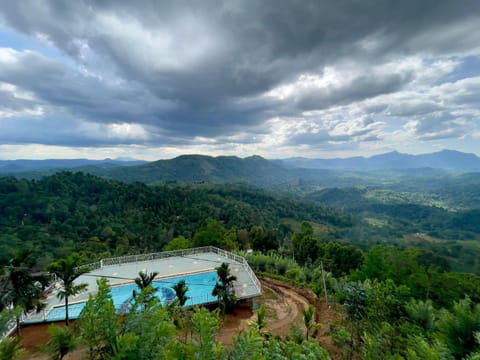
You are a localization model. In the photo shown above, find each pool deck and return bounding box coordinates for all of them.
[24,247,261,324]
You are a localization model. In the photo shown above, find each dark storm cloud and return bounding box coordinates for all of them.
[0,0,480,149]
[0,114,145,146]
[0,49,176,124]
[295,72,412,111]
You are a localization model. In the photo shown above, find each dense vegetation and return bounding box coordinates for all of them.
[245,247,480,359]
[246,248,480,360]
[0,172,350,268]
[1,170,480,272]
[1,168,480,358]
[310,187,480,239]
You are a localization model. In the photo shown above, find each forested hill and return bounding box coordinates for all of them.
[3,153,480,195]
[100,154,296,186]
[2,155,296,187]
[0,172,351,267]
[0,158,145,173]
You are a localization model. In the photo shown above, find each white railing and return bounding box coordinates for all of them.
[244,262,261,291]
[210,247,246,265]
[184,293,218,307]
[78,246,262,298]
[210,247,262,297]
[81,246,247,270]
[2,317,17,338]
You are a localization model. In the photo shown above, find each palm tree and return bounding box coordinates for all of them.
[135,271,159,290]
[47,253,89,326]
[45,324,78,360]
[303,305,316,340]
[134,271,159,310]
[212,262,237,314]
[172,280,189,306]
[256,305,267,332]
[1,249,48,336]
[171,280,191,342]
[215,262,237,290]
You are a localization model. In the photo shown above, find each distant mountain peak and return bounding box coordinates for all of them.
[245,155,267,160]
[277,150,480,171]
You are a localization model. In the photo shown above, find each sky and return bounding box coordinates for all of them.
[1,1,480,160]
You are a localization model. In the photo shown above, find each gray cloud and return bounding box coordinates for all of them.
[0,0,480,153]
[406,111,474,141]
[0,86,37,113]
[295,72,412,111]
[386,101,443,117]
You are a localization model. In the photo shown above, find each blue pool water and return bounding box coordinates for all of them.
[46,271,219,322]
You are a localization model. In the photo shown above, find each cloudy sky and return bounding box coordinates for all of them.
[1,0,480,160]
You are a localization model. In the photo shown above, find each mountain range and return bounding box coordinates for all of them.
[0,158,145,173]
[1,150,479,188]
[275,150,480,171]
[82,154,295,186]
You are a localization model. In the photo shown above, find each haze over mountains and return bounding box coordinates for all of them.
[0,159,145,173]
[275,150,480,171]
[1,150,479,188]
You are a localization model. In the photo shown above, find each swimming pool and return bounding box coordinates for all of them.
[46,270,219,322]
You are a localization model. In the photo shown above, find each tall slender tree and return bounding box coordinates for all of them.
[135,271,159,310]
[77,278,119,359]
[172,280,189,307]
[44,324,78,360]
[212,262,237,314]
[215,262,237,290]
[135,271,159,290]
[47,253,89,326]
[303,305,319,340]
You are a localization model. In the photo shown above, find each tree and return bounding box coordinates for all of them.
[0,309,25,359]
[133,271,159,311]
[134,284,159,311]
[250,226,278,253]
[229,326,264,360]
[47,253,89,326]
[216,262,237,289]
[193,218,226,248]
[170,280,192,344]
[191,307,224,360]
[342,281,367,322]
[364,279,409,324]
[292,222,318,265]
[303,305,319,341]
[44,324,78,360]
[405,299,436,332]
[405,334,450,360]
[435,297,480,359]
[256,305,267,332]
[0,337,25,360]
[121,296,178,359]
[264,336,330,359]
[172,280,189,307]
[164,236,194,251]
[135,271,159,290]
[317,242,364,277]
[1,249,48,336]
[212,262,237,314]
[77,278,119,359]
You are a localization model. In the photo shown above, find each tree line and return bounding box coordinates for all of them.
[0,172,351,268]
